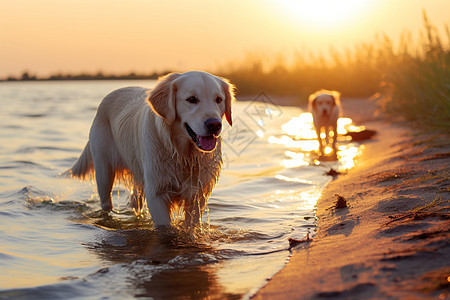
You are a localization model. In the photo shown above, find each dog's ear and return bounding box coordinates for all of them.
[330,95,336,107]
[330,91,341,108]
[147,73,181,124]
[312,97,318,109]
[309,95,318,111]
[219,77,236,127]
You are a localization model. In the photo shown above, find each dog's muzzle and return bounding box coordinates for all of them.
[205,118,222,136]
[321,109,330,117]
[185,119,221,152]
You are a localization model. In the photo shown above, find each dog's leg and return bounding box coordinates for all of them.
[184,197,205,228]
[316,128,324,155]
[332,124,338,154]
[93,158,114,211]
[89,122,116,211]
[146,190,171,227]
[130,186,145,215]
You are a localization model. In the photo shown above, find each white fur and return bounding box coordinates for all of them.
[68,71,234,228]
[308,90,341,155]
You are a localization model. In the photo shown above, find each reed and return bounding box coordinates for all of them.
[380,12,450,130]
[218,12,449,130]
[218,46,384,101]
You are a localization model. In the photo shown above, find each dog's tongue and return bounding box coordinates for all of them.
[199,136,217,151]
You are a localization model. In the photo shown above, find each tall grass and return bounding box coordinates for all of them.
[218,12,450,130]
[380,12,450,130]
[218,44,385,100]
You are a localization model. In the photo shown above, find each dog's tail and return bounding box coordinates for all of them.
[64,142,95,180]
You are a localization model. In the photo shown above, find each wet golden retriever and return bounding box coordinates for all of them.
[69,71,234,228]
[309,90,341,156]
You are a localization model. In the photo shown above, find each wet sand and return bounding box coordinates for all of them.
[253,97,450,299]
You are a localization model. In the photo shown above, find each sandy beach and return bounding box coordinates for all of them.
[253,97,450,299]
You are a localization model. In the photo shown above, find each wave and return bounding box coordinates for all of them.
[0,280,96,300]
[0,160,51,170]
[16,146,80,154]
[19,113,47,118]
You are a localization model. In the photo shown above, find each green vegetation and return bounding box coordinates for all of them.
[379,13,450,130]
[411,196,445,214]
[3,13,448,130]
[218,12,449,130]
[218,44,385,99]
[2,71,167,82]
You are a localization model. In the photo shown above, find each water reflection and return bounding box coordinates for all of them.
[0,81,367,299]
[268,188,321,211]
[269,112,364,172]
[82,225,241,299]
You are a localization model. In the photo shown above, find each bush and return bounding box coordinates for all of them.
[218,11,450,131]
[380,12,450,130]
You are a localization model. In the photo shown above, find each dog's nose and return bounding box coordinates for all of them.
[205,118,222,135]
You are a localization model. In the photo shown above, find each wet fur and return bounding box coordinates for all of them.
[69,71,234,228]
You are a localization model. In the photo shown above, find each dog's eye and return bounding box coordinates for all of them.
[215,97,223,104]
[186,96,199,104]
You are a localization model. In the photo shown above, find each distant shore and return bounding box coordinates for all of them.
[0,71,168,82]
[253,97,450,299]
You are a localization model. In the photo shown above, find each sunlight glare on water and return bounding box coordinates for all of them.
[0,82,365,299]
[269,112,364,171]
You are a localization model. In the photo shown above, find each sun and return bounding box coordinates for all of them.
[277,0,372,28]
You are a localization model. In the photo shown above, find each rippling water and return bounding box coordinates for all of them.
[0,81,363,299]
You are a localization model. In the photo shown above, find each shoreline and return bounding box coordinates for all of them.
[253,97,450,299]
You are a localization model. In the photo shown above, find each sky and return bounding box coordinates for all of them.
[0,0,448,78]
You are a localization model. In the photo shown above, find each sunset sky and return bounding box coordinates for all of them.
[1,0,448,78]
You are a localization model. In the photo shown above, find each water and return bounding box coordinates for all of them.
[0,81,363,299]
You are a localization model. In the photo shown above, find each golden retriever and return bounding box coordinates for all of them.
[68,71,235,228]
[308,90,341,156]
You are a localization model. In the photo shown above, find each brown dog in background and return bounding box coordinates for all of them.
[309,90,341,156]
